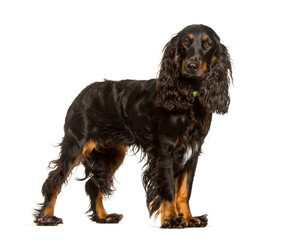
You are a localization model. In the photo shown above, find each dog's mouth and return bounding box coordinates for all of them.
[181,70,203,79]
[181,69,205,80]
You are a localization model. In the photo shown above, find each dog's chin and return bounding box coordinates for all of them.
[181,71,204,90]
[181,71,203,80]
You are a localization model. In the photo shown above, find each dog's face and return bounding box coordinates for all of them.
[156,24,232,114]
[179,25,218,79]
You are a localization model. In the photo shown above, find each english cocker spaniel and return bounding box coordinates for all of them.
[34,24,232,228]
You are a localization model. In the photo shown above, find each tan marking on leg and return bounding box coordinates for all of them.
[82,139,97,156]
[160,200,178,224]
[43,189,60,216]
[67,139,97,177]
[43,151,83,217]
[43,139,97,217]
[176,174,192,222]
[94,144,127,220]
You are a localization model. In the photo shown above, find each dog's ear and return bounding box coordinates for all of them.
[199,43,232,114]
[155,35,181,111]
[155,35,193,111]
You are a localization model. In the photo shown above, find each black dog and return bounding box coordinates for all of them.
[34,24,232,228]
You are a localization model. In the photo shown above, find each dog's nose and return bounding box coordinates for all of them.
[186,61,200,72]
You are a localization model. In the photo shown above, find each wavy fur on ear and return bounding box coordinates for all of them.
[155,36,194,111]
[199,43,232,114]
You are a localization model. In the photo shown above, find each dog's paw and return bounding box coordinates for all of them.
[161,215,186,229]
[35,215,63,226]
[187,214,208,227]
[95,213,123,224]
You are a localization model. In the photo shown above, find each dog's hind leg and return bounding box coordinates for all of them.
[34,138,96,226]
[84,145,127,223]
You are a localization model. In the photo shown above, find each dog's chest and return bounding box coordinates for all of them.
[181,147,193,167]
[182,141,199,165]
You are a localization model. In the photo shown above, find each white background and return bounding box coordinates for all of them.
[1,0,283,239]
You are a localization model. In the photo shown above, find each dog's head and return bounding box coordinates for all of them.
[155,24,232,114]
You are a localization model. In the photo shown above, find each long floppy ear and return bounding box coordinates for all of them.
[198,43,232,114]
[155,35,193,111]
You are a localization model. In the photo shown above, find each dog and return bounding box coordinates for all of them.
[34,24,232,228]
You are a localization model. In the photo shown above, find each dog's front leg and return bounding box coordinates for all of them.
[157,156,185,228]
[143,148,186,228]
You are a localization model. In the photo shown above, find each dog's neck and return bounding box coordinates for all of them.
[180,76,202,92]
[188,78,202,92]
[193,91,198,97]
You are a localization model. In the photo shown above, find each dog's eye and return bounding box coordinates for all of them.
[183,40,189,46]
[204,42,211,49]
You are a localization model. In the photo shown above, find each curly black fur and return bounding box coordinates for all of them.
[34,24,232,228]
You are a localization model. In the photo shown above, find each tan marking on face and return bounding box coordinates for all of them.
[202,35,208,41]
[188,34,194,39]
[203,62,207,72]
